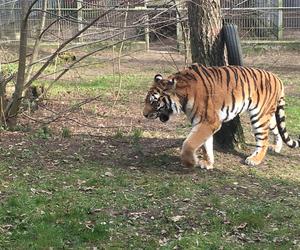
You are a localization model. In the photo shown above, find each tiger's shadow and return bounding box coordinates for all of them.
[93,135,281,172]
[82,134,298,173]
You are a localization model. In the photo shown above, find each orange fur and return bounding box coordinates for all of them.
[143,63,299,169]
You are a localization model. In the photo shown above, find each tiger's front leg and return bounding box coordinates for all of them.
[181,122,220,169]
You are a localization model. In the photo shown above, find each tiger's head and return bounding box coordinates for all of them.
[143,74,179,123]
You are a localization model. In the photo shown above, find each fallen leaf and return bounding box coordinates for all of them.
[237,222,248,230]
[170,215,185,222]
[79,186,95,192]
[104,171,114,177]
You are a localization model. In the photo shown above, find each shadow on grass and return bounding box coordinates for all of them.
[2,131,299,176]
[1,132,300,249]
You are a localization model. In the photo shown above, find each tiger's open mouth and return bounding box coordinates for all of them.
[159,113,170,123]
[145,112,159,119]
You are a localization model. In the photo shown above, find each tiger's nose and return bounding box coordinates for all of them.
[143,110,149,118]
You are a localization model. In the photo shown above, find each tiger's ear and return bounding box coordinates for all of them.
[154,74,163,83]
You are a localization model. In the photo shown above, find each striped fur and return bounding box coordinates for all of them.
[143,63,299,169]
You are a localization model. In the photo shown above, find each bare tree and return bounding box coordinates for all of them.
[5,0,30,128]
[0,0,188,129]
[0,0,140,128]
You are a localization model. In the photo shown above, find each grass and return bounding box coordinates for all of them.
[0,157,299,249]
[0,63,300,249]
[44,74,150,97]
[285,96,300,133]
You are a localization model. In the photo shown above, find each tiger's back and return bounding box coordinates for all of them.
[176,64,283,124]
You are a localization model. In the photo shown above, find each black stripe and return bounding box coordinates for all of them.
[238,69,246,100]
[199,65,215,83]
[258,69,264,93]
[237,101,246,115]
[255,132,267,137]
[240,67,251,101]
[186,72,197,80]
[277,105,284,110]
[184,72,196,80]
[191,106,199,124]
[198,64,214,95]
[254,120,269,130]
[277,114,286,123]
[209,67,218,79]
[191,64,205,83]
[223,67,231,89]
[251,117,259,125]
[256,135,269,141]
[215,67,222,82]
[224,106,230,121]
[248,98,252,110]
[264,71,278,94]
[221,101,225,111]
[231,67,239,87]
[231,91,236,112]
[251,115,263,126]
[280,127,287,136]
[250,111,260,121]
[190,65,210,118]
[249,89,260,111]
[249,68,258,80]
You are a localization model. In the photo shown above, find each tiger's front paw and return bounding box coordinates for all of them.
[180,153,197,168]
[198,160,214,170]
[181,158,196,168]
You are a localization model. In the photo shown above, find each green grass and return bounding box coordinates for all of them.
[44,74,150,97]
[0,70,300,249]
[0,158,299,249]
[285,96,300,133]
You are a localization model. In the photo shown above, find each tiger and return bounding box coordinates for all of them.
[143,63,300,169]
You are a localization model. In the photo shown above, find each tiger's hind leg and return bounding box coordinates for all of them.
[245,113,271,166]
[199,135,214,170]
[268,114,283,153]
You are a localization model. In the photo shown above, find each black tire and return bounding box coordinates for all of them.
[223,24,244,66]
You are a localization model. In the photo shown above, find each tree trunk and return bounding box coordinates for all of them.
[5,0,30,128]
[25,0,48,83]
[187,0,244,149]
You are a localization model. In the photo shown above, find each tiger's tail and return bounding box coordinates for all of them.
[275,97,300,148]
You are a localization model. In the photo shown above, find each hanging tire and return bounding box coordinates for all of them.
[223,24,244,66]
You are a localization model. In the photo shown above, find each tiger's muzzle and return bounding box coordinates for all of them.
[143,106,170,122]
[143,104,159,119]
[143,111,158,119]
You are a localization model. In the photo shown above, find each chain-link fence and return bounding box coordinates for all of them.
[0,0,299,45]
[221,0,300,40]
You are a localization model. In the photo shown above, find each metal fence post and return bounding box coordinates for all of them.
[77,0,83,42]
[176,7,183,52]
[144,1,150,52]
[277,0,283,40]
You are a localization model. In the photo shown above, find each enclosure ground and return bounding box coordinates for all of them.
[0,49,300,249]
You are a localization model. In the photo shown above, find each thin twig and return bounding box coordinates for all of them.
[112,2,130,108]
[25,2,128,89]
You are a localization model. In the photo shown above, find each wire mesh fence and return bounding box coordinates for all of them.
[221,0,300,40]
[0,0,299,45]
